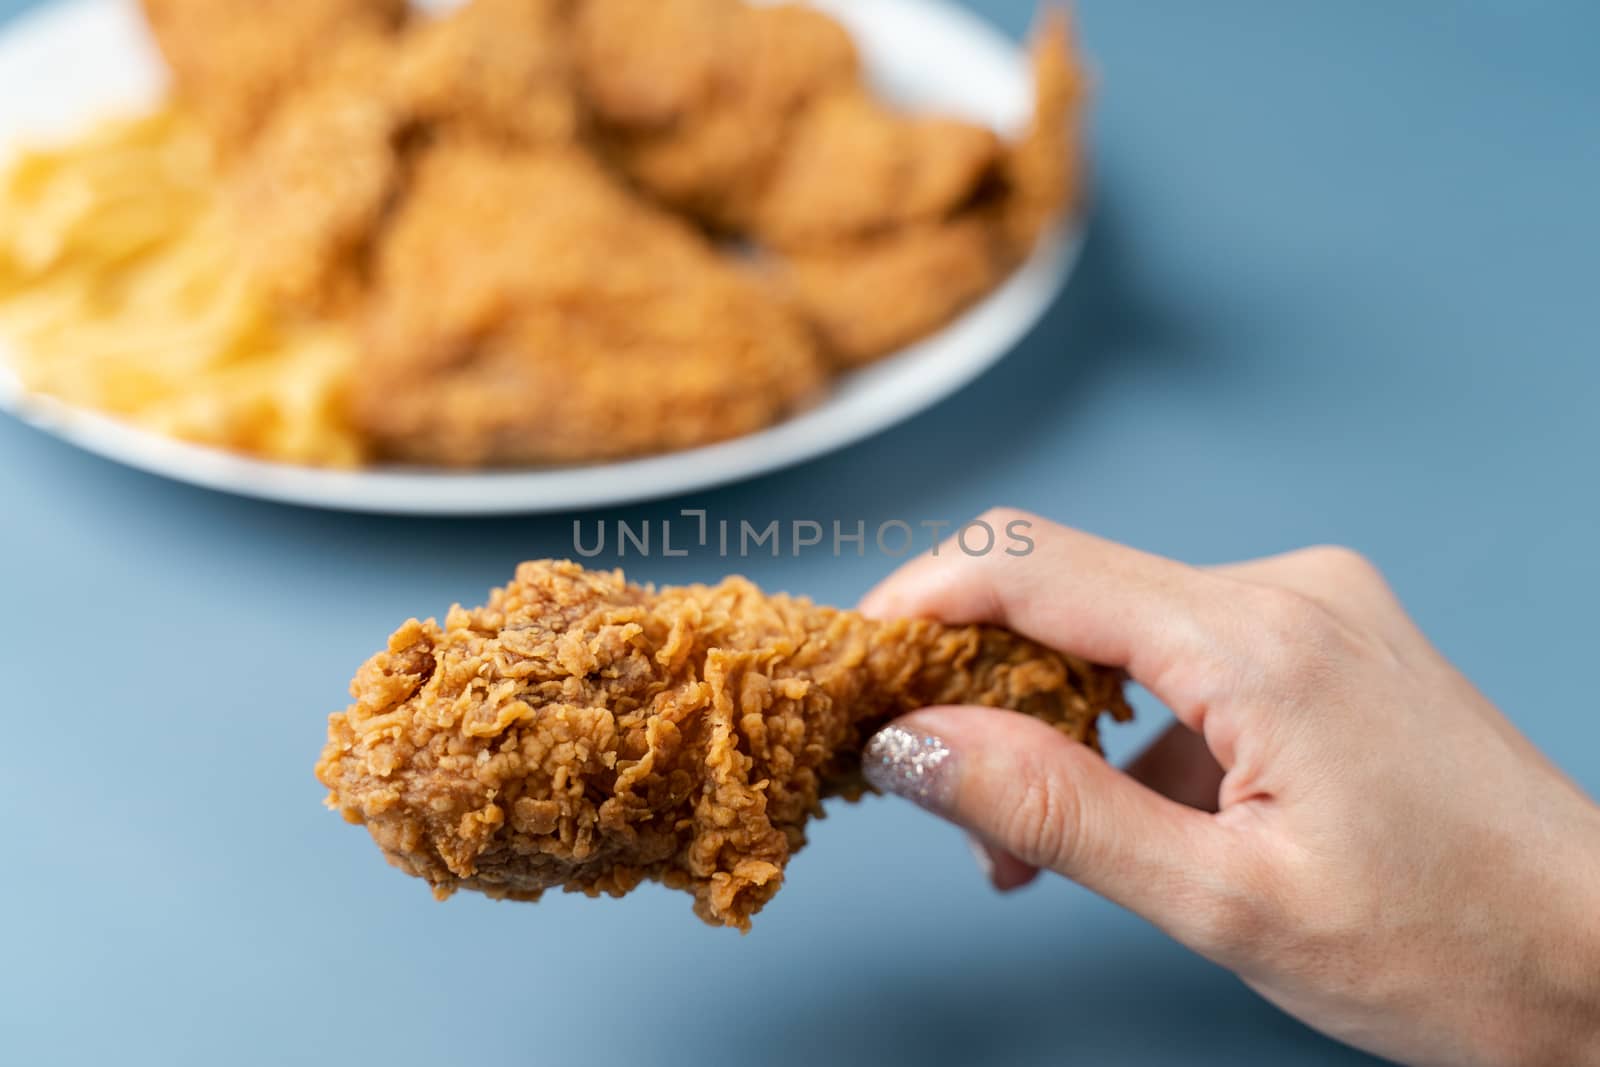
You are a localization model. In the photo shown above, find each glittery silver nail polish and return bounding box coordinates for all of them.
[862,724,956,813]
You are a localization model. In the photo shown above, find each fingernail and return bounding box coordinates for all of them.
[966,834,996,882]
[862,724,957,814]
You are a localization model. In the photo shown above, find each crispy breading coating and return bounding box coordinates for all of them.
[751,89,1003,247]
[394,0,580,145]
[316,561,1130,929]
[771,13,1086,366]
[352,144,827,465]
[223,39,403,312]
[226,0,587,313]
[780,218,1010,367]
[577,0,860,227]
[575,0,857,129]
[999,8,1089,249]
[573,0,733,128]
[140,0,406,154]
[576,3,1086,367]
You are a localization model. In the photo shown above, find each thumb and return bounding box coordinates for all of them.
[863,707,1246,940]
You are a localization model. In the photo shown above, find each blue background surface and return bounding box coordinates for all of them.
[2,1,1597,1065]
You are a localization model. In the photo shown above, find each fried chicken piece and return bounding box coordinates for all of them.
[578,2,1084,367]
[577,0,1079,259]
[576,0,858,130]
[140,0,407,155]
[393,0,580,146]
[352,143,826,465]
[780,218,1011,367]
[226,0,584,312]
[773,13,1087,366]
[223,39,405,312]
[213,0,827,462]
[998,8,1090,250]
[573,0,733,128]
[576,0,860,228]
[750,90,1003,247]
[316,561,1130,929]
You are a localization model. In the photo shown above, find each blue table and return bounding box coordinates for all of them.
[3,2,1596,1064]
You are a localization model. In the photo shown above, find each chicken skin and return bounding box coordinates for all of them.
[315,561,1130,929]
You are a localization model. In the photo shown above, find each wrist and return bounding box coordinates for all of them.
[1558,814,1600,1063]
[1510,809,1600,1067]
[1453,807,1600,1067]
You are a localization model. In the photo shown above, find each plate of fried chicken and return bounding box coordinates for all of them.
[0,0,1087,513]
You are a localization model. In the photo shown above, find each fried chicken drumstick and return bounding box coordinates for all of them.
[316,561,1129,929]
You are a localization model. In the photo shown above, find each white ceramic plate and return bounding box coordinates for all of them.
[0,0,1080,514]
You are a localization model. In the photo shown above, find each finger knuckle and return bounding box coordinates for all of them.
[1249,587,1342,687]
[964,507,1036,564]
[976,505,1036,531]
[1303,544,1386,588]
[999,767,1083,871]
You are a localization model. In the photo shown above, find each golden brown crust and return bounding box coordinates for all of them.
[352,144,827,465]
[393,0,581,146]
[750,90,1003,247]
[768,12,1085,367]
[140,0,407,155]
[223,0,585,315]
[1000,8,1088,249]
[779,217,1011,367]
[223,38,403,313]
[316,561,1130,929]
[576,0,860,228]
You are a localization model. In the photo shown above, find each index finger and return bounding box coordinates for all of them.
[858,509,1235,726]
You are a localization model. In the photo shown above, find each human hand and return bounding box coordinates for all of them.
[858,510,1600,1067]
